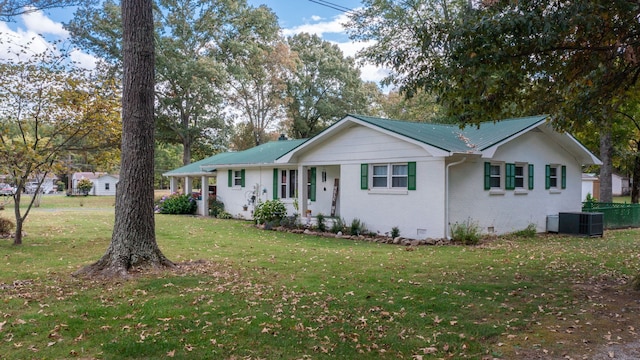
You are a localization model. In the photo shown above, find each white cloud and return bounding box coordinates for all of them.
[282,12,350,37]
[0,23,52,61]
[0,11,97,69]
[21,8,69,38]
[281,12,389,86]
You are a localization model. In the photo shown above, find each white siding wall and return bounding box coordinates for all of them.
[449,131,583,235]
[297,126,445,239]
[94,176,118,196]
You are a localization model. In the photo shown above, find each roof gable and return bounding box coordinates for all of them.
[277,114,600,165]
[352,114,548,153]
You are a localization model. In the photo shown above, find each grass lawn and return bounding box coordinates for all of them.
[0,194,639,359]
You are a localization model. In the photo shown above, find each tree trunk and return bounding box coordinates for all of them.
[75,0,173,278]
[632,141,640,204]
[599,128,613,203]
[13,215,23,246]
[182,136,191,165]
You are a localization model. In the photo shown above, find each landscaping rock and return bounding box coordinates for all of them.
[393,237,402,244]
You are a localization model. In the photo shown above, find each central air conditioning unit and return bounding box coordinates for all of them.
[558,212,604,237]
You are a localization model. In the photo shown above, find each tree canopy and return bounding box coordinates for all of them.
[285,33,374,138]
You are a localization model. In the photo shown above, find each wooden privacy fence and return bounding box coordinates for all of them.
[582,201,640,229]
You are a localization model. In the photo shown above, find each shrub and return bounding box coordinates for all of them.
[330,217,346,234]
[279,215,300,229]
[216,211,233,219]
[76,178,94,195]
[511,223,537,238]
[316,212,327,232]
[208,198,225,218]
[253,199,286,225]
[391,226,400,238]
[450,218,481,245]
[0,217,15,235]
[349,218,366,236]
[155,193,197,215]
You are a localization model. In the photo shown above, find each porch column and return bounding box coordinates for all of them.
[169,177,178,194]
[184,176,193,194]
[298,164,308,222]
[200,175,209,216]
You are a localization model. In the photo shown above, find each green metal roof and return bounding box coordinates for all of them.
[163,139,307,176]
[166,116,552,176]
[213,138,307,165]
[349,114,548,153]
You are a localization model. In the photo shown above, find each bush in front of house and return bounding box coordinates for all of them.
[155,193,197,215]
[349,218,367,236]
[208,198,225,218]
[450,218,481,245]
[253,199,286,225]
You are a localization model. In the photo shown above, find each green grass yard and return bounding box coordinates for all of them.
[0,194,639,359]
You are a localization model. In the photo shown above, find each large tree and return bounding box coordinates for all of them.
[222,5,294,147]
[285,33,375,138]
[75,0,173,277]
[348,0,640,203]
[66,0,239,165]
[0,44,120,245]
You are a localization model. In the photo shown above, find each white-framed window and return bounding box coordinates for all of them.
[549,166,558,188]
[546,164,566,190]
[370,164,409,189]
[233,170,243,187]
[514,164,524,189]
[105,183,110,191]
[272,167,316,201]
[485,162,534,191]
[280,169,297,199]
[361,162,416,191]
[228,169,245,188]
[489,163,502,189]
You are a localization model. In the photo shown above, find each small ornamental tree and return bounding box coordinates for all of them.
[76,178,94,195]
[0,40,121,245]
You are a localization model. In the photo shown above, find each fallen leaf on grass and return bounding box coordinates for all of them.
[167,350,175,357]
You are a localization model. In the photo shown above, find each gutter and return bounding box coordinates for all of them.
[445,157,467,240]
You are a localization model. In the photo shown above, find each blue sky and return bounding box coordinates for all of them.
[0,0,385,83]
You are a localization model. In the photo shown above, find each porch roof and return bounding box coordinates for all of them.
[163,139,308,177]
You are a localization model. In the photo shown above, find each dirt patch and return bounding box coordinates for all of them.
[500,274,640,359]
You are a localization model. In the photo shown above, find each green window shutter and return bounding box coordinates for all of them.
[241,169,245,188]
[528,164,534,190]
[310,167,317,201]
[484,162,491,190]
[228,169,232,188]
[407,162,416,190]
[561,165,566,189]
[360,164,368,190]
[505,163,515,190]
[545,165,551,190]
[272,168,278,199]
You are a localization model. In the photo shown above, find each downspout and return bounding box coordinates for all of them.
[445,157,467,240]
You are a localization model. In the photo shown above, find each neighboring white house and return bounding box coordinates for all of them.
[581,173,630,200]
[164,114,601,239]
[92,174,119,196]
[71,172,119,196]
[581,173,599,200]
